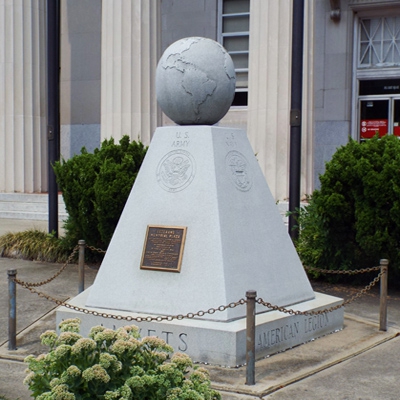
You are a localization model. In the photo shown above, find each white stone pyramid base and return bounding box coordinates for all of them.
[57,289,343,366]
[57,125,344,365]
[84,127,317,321]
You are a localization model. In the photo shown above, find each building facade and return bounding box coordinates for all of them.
[1,0,400,202]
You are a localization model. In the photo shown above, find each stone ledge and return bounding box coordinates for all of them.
[57,289,343,367]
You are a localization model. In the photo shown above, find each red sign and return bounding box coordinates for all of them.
[360,119,388,138]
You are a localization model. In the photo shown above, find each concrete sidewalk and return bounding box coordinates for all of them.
[0,218,49,235]
[0,217,64,237]
[1,219,400,399]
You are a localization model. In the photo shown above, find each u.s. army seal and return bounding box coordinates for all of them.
[157,150,196,192]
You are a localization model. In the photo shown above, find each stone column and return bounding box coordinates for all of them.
[247,0,313,200]
[0,0,47,193]
[101,0,160,145]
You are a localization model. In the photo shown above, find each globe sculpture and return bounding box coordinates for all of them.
[156,37,236,125]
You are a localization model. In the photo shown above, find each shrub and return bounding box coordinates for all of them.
[53,136,147,252]
[24,319,221,400]
[0,230,69,263]
[296,135,400,285]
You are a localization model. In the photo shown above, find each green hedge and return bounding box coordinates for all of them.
[296,135,400,286]
[53,136,147,251]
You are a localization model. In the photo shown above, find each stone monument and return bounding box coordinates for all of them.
[57,37,343,366]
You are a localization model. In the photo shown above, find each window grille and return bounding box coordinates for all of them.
[359,17,400,67]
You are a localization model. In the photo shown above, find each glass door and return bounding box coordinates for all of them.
[359,99,390,139]
[393,98,400,136]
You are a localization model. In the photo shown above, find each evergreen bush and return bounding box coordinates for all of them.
[53,136,147,251]
[296,135,400,286]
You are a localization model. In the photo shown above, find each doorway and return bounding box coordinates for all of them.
[358,79,400,139]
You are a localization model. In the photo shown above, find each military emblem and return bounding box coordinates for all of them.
[225,150,252,191]
[157,150,196,192]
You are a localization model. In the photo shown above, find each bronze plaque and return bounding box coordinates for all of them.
[140,225,187,272]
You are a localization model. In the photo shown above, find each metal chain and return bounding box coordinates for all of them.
[257,270,384,316]
[14,271,383,321]
[85,244,106,254]
[339,270,383,306]
[304,265,381,275]
[13,245,80,288]
[11,242,105,289]
[12,278,246,322]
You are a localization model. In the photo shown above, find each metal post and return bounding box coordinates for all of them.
[47,0,61,236]
[246,290,257,385]
[379,259,389,331]
[288,0,305,242]
[8,269,17,350]
[78,240,86,294]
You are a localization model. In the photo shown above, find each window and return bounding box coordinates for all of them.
[359,17,400,67]
[218,0,250,106]
[354,15,400,139]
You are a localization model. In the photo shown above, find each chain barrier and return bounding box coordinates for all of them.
[12,243,104,289]
[10,243,385,321]
[13,273,383,320]
[8,244,388,387]
[13,278,246,322]
[13,245,80,288]
[85,244,107,254]
[304,265,381,275]
[257,270,384,316]
[12,268,383,321]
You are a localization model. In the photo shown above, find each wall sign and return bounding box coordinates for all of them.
[360,119,388,139]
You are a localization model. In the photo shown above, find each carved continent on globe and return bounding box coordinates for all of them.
[156,37,236,125]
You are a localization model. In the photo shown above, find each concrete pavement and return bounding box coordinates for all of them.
[0,218,48,235]
[0,217,64,237]
[1,218,400,399]
[266,335,400,399]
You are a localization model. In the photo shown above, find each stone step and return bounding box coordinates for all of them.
[0,192,64,203]
[0,193,67,221]
[0,210,67,221]
[0,201,65,213]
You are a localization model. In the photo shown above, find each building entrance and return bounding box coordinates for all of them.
[359,79,400,139]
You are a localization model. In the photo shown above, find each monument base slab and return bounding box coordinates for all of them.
[56,289,343,367]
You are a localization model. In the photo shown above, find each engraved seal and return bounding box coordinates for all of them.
[225,151,252,191]
[157,150,196,192]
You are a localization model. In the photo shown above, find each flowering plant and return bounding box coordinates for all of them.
[24,318,221,400]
